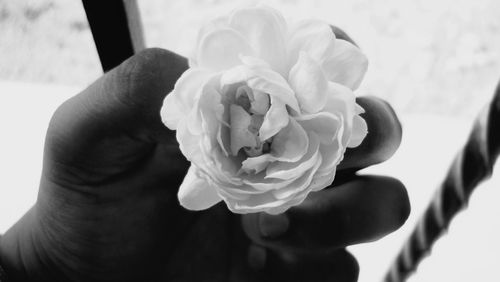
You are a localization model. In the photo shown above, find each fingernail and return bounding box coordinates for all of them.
[259,213,289,238]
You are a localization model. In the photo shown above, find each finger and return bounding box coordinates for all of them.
[338,96,403,173]
[43,48,188,182]
[241,175,410,252]
[247,246,359,282]
[48,48,188,148]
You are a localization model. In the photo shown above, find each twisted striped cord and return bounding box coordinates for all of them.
[384,80,500,282]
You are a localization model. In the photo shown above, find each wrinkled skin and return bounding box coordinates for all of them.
[0,29,409,282]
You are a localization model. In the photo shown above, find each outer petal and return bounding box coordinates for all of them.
[178,165,222,211]
[176,118,201,163]
[161,92,184,130]
[229,158,322,214]
[190,16,229,67]
[266,132,321,180]
[197,28,253,71]
[271,155,322,200]
[322,39,368,90]
[161,68,211,130]
[296,112,341,144]
[228,5,287,74]
[348,114,368,148]
[287,19,336,68]
[289,52,328,114]
[316,128,344,175]
[310,171,336,192]
[323,82,356,147]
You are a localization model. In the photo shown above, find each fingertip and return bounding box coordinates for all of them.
[115,48,188,106]
[339,95,402,170]
[100,48,188,143]
[383,176,411,230]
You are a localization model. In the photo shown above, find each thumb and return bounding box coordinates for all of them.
[48,48,188,145]
[43,48,188,183]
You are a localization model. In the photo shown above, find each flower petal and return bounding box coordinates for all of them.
[287,19,336,68]
[270,117,309,162]
[296,112,341,144]
[178,165,222,211]
[161,92,184,130]
[241,154,274,174]
[323,82,356,146]
[322,39,368,90]
[271,155,322,200]
[259,96,289,141]
[250,90,270,115]
[197,28,253,71]
[176,118,201,162]
[310,171,336,192]
[221,64,300,112]
[316,131,344,175]
[289,52,329,114]
[229,104,257,155]
[161,69,211,130]
[348,114,368,148]
[229,5,287,74]
[240,118,309,175]
[190,16,229,67]
[266,132,320,179]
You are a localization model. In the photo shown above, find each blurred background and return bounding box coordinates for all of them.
[0,0,499,281]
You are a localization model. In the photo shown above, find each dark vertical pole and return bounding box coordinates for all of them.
[384,81,500,282]
[82,0,145,72]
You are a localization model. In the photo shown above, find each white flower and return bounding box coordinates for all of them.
[161,5,368,214]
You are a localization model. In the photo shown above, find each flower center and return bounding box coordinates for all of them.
[228,85,271,157]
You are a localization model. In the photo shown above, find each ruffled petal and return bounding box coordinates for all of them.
[266,132,321,179]
[271,155,322,200]
[228,5,287,74]
[316,130,344,175]
[322,39,368,90]
[161,69,211,130]
[287,19,336,69]
[323,82,356,146]
[348,114,368,148]
[240,117,309,175]
[178,165,222,211]
[270,117,309,162]
[176,118,201,162]
[259,96,289,141]
[190,16,229,67]
[310,171,336,192]
[221,64,300,112]
[296,112,342,144]
[197,28,253,71]
[241,154,274,174]
[289,52,329,114]
[161,91,184,130]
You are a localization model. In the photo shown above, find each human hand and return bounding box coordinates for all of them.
[0,38,408,282]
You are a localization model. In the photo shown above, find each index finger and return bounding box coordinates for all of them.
[338,96,403,173]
